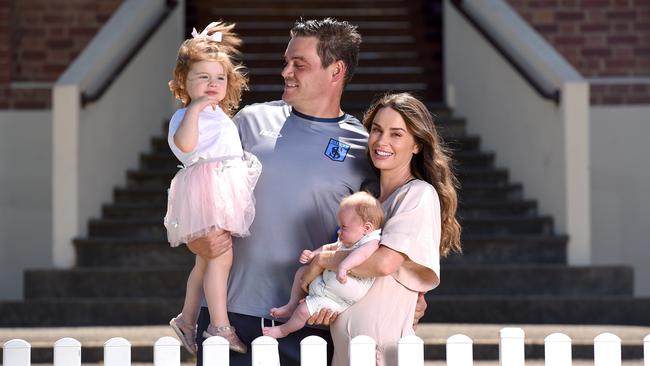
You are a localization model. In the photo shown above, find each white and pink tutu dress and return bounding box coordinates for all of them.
[164,106,261,246]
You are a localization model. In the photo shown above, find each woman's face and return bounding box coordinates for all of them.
[367,107,419,175]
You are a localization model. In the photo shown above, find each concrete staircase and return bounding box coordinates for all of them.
[2,0,650,363]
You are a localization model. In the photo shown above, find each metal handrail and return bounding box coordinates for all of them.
[450,0,560,104]
[81,0,178,106]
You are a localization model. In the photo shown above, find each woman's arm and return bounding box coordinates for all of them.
[317,244,406,277]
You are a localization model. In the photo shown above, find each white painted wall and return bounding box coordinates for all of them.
[444,0,591,264]
[591,106,650,295]
[53,0,183,267]
[0,111,52,299]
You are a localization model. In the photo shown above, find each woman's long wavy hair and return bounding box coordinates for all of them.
[363,93,462,257]
[168,22,248,116]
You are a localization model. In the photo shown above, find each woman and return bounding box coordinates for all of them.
[317,92,462,365]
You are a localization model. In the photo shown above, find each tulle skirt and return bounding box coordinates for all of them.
[164,152,262,246]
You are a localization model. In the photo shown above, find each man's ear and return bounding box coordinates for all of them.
[332,60,346,82]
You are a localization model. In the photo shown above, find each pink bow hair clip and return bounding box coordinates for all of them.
[191,22,222,42]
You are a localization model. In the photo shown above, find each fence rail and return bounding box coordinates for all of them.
[3,327,650,365]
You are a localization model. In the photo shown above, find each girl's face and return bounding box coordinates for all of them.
[337,206,370,246]
[368,107,419,175]
[185,60,227,103]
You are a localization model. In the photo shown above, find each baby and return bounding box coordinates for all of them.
[263,191,384,338]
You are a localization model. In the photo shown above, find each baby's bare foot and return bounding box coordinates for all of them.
[269,303,296,318]
[262,326,288,339]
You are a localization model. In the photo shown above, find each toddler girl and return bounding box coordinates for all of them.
[164,22,260,354]
[262,191,384,339]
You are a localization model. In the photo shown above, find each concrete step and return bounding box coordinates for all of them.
[0,298,182,327]
[112,182,524,205]
[73,237,193,267]
[458,183,523,201]
[124,165,507,189]
[85,213,552,239]
[459,215,555,236]
[224,20,414,37]
[24,264,632,299]
[444,235,567,265]
[247,65,428,84]
[241,35,419,53]
[101,198,538,220]
[73,235,566,268]
[422,295,650,325]
[458,200,538,218]
[436,265,633,296]
[1,324,648,363]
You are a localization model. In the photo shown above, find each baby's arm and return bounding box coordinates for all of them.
[337,240,380,283]
[300,242,338,264]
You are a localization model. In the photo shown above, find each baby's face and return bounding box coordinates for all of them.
[337,206,369,247]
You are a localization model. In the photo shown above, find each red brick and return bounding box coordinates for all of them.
[606,10,637,20]
[582,48,612,57]
[46,39,74,48]
[580,0,612,6]
[557,11,585,21]
[555,36,586,45]
[580,23,610,32]
[608,35,638,44]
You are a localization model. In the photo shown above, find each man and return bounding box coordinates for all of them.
[188,18,427,366]
[188,18,369,365]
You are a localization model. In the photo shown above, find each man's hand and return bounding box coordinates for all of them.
[413,292,428,329]
[306,305,338,326]
[299,250,314,264]
[186,229,232,259]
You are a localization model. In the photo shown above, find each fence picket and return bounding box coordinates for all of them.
[446,334,473,366]
[300,335,327,366]
[594,332,621,366]
[544,333,571,366]
[154,336,181,366]
[203,336,229,366]
[54,337,81,366]
[2,339,30,366]
[398,335,424,366]
[499,327,525,366]
[252,336,280,366]
[104,337,131,366]
[349,335,376,366]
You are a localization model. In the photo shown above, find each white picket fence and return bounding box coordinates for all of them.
[3,327,650,365]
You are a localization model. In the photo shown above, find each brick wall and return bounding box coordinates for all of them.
[1,0,123,109]
[506,0,650,105]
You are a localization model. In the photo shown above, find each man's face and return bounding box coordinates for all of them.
[281,36,334,112]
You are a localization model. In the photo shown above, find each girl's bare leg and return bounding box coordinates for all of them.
[179,255,207,326]
[262,301,310,339]
[204,247,233,326]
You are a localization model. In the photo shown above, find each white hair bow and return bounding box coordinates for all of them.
[191,22,222,42]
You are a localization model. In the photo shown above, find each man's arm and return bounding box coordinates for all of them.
[186,229,232,259]
[336,240,379,283]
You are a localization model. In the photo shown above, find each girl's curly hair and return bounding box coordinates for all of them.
[168,22,248,116]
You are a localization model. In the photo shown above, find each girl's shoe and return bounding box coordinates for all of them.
[169,315,197,355]
[203,324,248,353]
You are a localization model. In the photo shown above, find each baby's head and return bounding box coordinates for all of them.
[337,191,384,247]
[169,22,248,115]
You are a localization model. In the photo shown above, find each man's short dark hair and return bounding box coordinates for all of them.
[290,18,362,85]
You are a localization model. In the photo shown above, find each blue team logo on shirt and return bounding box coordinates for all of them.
[324,138,350,162]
